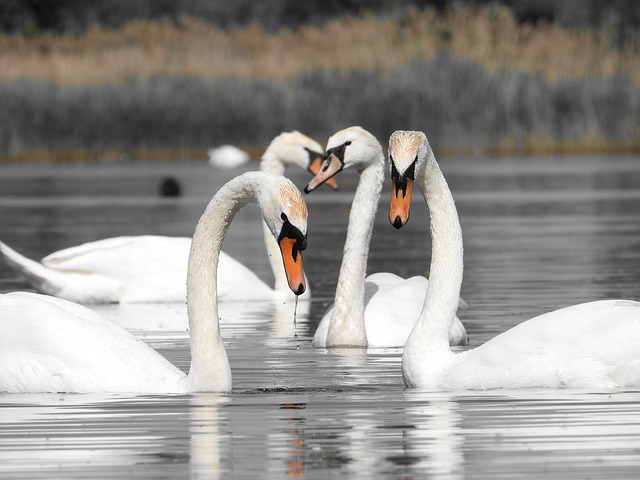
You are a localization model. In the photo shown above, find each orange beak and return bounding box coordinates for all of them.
[305,153,344,194]
[308,156,338,190]
[278,237,306,295]
[389,176,413,229]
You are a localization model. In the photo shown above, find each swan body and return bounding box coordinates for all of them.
[0,171,308,393]
[305,126,467,348]
[0,292,185,393]
[407,299,640,390]
[0,237,270,303]
[312,273,468,348]
[389,130,640,390]
[0,131,326,304]
[207,145,249,168]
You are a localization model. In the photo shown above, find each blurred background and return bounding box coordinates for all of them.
[0,0,638,161]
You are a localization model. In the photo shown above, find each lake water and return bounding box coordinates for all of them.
[1,154,640,478]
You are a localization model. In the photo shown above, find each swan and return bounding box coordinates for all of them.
[207,144,249,168]
[0,171,308,393]
[0,131,332,304]
[389,130,640,389]
[304,126,468,348]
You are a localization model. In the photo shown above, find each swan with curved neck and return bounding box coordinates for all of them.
[0,131,329,304]
[305,126,467,348]
[0,172,308,393]
[390,130,640,389]
[259,131,335,297]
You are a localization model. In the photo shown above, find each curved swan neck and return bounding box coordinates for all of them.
[327,154,385,346]
[259,150,286,176]
[406,150,464,353]
[185,175,262,391]
[262,221,290,294]
[259,151,291,295]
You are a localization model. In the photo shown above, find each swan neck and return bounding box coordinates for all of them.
[259,151,286,176]
[262,220,290,294]
[186,176,260,391]
[409,153,464,352]
[258,152,293,295]
[327,155,385,346]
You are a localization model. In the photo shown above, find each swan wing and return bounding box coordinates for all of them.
[42,236,190,280]
[365,274,468,347]
[2,237,277,303]
[363,274,427,347]
[1,237,191,303]
[1,240,128,303]
[217,252,275,301]
[313,273,467,348]
[0,292,185,393]
[462,300,640,389]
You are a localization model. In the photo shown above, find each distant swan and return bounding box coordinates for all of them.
[0,172,308,393]
[0,131,332,304]
[208,144,249,168]
[305,126,467,348]
[389,130,640,390]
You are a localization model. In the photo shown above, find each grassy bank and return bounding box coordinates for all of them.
[0,5,638,159]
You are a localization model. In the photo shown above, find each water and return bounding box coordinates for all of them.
[1,155,640,478]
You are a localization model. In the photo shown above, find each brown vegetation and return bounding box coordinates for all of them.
[0,5,638,160]
[0,6,638,86]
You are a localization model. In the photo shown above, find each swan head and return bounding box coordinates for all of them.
[388,130,429,229]
[262,131,338,190]
[304,126,382,193]
[260,175,309,296]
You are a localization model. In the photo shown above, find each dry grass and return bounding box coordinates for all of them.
[0,55,637,160]
[0,5,638,86]
[0,5,638,159]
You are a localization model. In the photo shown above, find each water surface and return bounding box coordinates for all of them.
[1,155,640,478]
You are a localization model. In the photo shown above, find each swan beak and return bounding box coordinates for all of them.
[278,237,306,295]
[389,177,413,229]
[308,154,339,190]
[304,153,344,193]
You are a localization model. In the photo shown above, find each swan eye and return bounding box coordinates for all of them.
[278,217,307,260]
[405,160,416,181]
[391,159,416,198]
[281,213,288,222]
[325,141,350,165]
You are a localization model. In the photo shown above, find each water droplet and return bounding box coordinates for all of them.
[292,296,299,339]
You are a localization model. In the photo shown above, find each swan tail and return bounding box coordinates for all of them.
[0,241,121,303]
[0,241,60,292]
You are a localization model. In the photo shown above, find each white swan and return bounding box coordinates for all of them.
[0,131,331,304]
[304,126,468,348]
[0,171,308,393]
[389,130,640,390]
[208,144,249,168]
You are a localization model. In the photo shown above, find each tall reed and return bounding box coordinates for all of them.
[0,5,638,159]
[0,54,638,160]
[0,6,638,85]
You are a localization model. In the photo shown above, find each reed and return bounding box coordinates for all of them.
[0,6,638,86]
[0,5,638,159]
[0,54,638,162]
